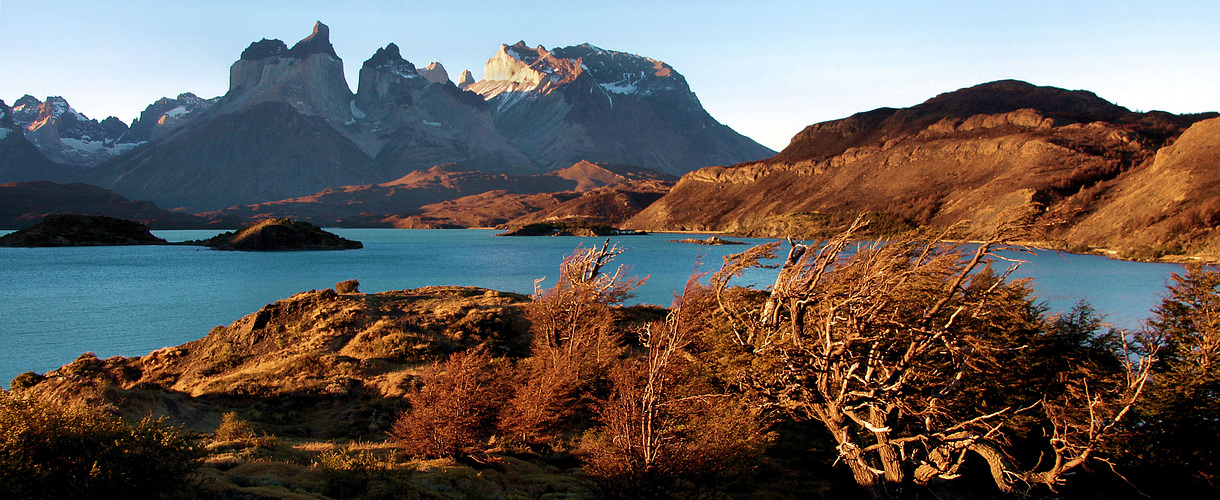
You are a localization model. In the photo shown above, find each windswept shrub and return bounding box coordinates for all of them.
[580,312,770,497]
[499,241,644,446]
[0,391,201,499]
[213,411,279,448]
[702,220,1155,497]
[388,347,511,457]
[215,411,256,441]
[497,356,581,445]
[525,240,642,372]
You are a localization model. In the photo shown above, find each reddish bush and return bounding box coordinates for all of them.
[388,347,510,457]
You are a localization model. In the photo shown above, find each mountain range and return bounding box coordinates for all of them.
[0,22,773,212]
[5,23,1220,260]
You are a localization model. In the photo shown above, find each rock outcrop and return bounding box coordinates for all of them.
[417,61,450,84]
[0,213,167,247]
[457,69,475,89]
[14,285,531,436]
[195,218,362,251]
[221,21,355,126]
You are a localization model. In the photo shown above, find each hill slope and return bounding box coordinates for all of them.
[627,80,1220,259]
[0,181,224,229]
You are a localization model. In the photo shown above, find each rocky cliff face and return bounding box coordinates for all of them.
[467,42,775,176]
[457,69,475,89]
[92,100,379,211]
[353,43,538,175]
[627,80,1220,259]
[220,21,355,127]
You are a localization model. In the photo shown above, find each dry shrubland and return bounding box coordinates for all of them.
[6,228,1220,498]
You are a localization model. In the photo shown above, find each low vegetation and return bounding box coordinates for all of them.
[0,393,200,499]
[4,225,1220,498]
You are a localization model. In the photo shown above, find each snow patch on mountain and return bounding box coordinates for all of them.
[350,100,366,119]
[600,80,638,95]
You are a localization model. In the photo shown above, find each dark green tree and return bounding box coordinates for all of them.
[1135,265,1220,493]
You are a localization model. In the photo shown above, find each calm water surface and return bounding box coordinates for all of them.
[0,229,1186,386]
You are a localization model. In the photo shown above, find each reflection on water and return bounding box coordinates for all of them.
[0,229,1184,385]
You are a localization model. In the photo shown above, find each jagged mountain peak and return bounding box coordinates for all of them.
[553,44,685,96]
[13,95,41,109]
[2,95,138,167]
[122,92,219,143]
[418,61,450,84]
[476,41,583,91]
[10,95,86,123]
[240,38,289,60]
[287,21,338,59]
[504,41,544,64]
[238,22,338,61]
[362,43,419,78]
[457,70,475,89]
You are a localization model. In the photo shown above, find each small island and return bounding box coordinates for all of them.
[0,213,168,247]
[191,218,362,251]
[497,221,647,237]
[669,236,746,245]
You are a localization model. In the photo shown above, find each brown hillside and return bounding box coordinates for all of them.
[205,161,674,228]
[626,80,1220,259]
[201,164,577,225]
[18,286,532,437]
[396,190,582,228]
[1065,117,1220,255]
[507,188,669,227]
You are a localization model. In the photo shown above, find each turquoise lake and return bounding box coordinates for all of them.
[0,229,1188,386]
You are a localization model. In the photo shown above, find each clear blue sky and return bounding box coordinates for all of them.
[2,0,1217,151]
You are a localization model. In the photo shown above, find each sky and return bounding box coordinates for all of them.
[1,0,1218,151]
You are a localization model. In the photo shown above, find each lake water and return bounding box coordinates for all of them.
[0,229,1187,386]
